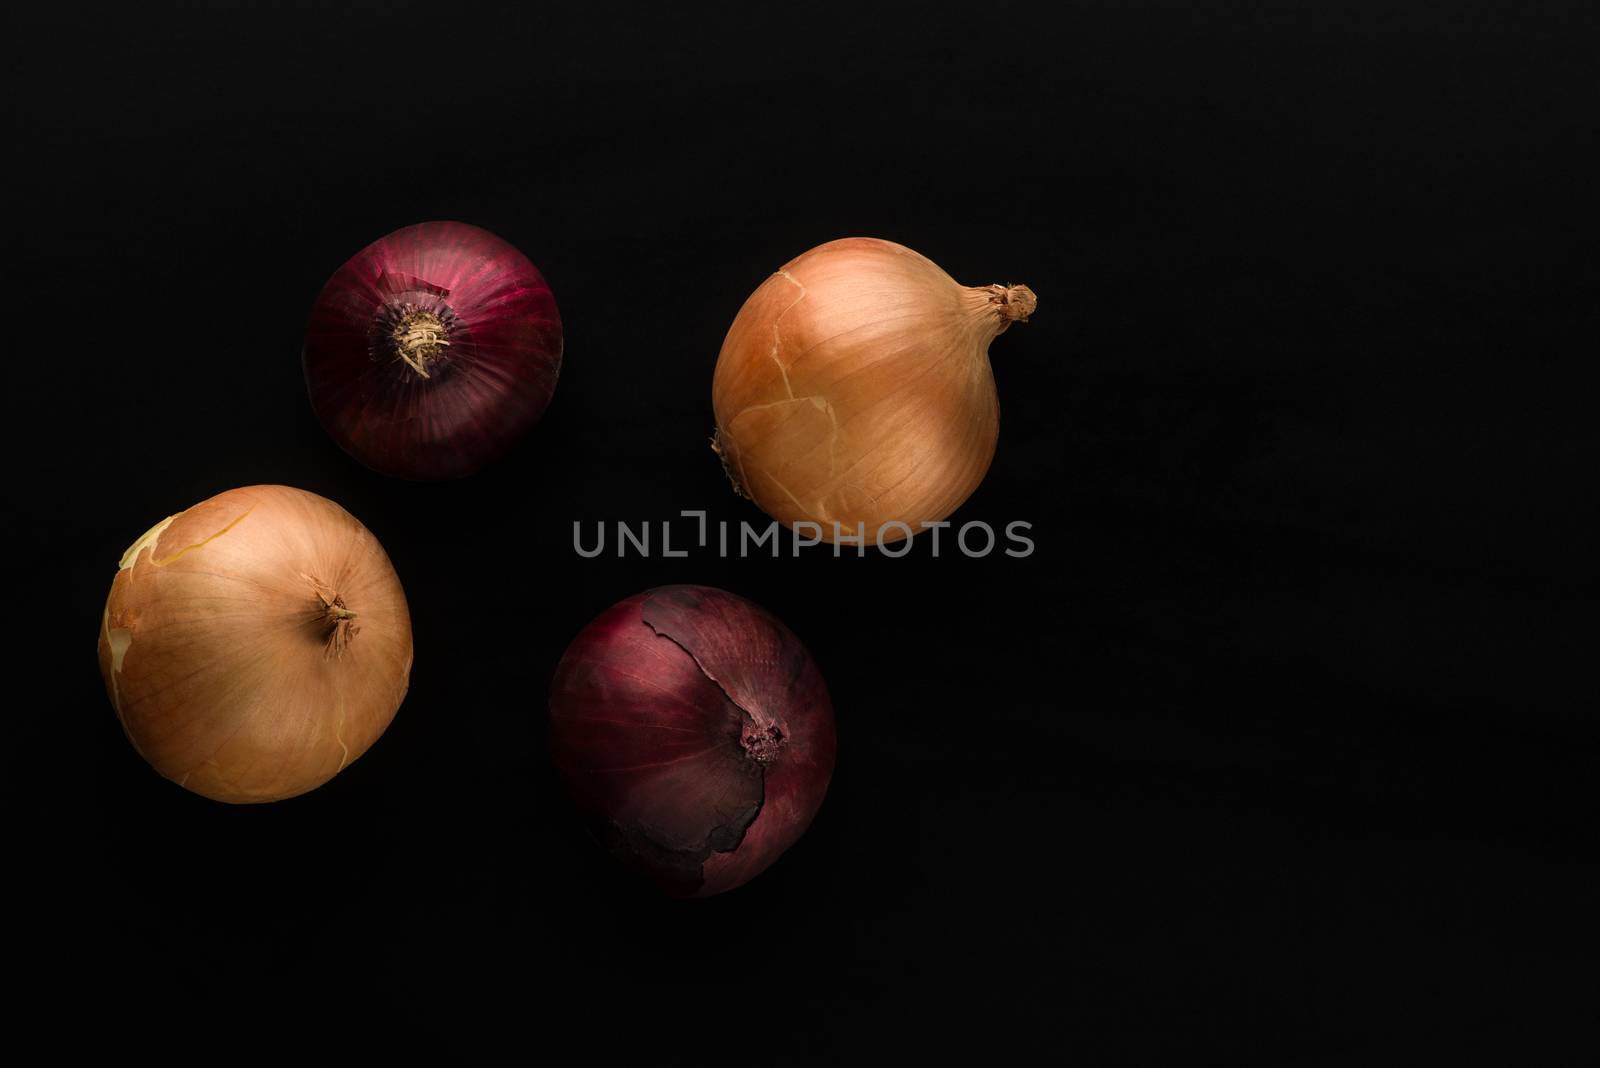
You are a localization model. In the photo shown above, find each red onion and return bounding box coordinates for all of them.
[303,221,562,480]
[549,586,836,897]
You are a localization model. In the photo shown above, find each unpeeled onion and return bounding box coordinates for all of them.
[712,237,1035,544]
[97,485,413,803]
[549,586,836,896]
[303,221,562,480]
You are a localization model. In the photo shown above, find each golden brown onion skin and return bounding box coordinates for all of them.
[712,237,1034,544]
[97,485,413,803]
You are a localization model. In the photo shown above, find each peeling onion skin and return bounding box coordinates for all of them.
[97,485,413,803]
[304,221,563,480]
[549,586,836,897]
[711,237,1035,544]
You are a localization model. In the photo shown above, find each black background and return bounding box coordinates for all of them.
[9,1,1598,1060]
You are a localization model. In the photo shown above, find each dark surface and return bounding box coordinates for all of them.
[8,0,1597,1060]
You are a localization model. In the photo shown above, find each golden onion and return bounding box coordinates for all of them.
[97,485,413,803]
[711,237,1034,544]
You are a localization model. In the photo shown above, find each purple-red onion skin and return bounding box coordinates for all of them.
[549,586,836,897]
[303,221,562,480]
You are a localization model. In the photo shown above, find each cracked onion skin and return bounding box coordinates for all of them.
[711,237,1035,544]
[549,586,836,897]
[303,221,562,480]
[97,485,413,803]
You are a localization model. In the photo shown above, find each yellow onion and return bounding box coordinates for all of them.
[711,237,1035,544]
[97,485,413,803]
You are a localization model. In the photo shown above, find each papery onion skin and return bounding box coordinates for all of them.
[711,237,1035,544]
[304,220,563,480]
[97,485,413,803]
[549,586,836,897]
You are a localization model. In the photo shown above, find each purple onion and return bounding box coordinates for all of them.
[550,586,837,897]
[303,221,562,480]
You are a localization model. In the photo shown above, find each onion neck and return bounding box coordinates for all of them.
[309,578,360,658]
[740,721,786,765]
[970,283,1037,336]
[323,601,359,658]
